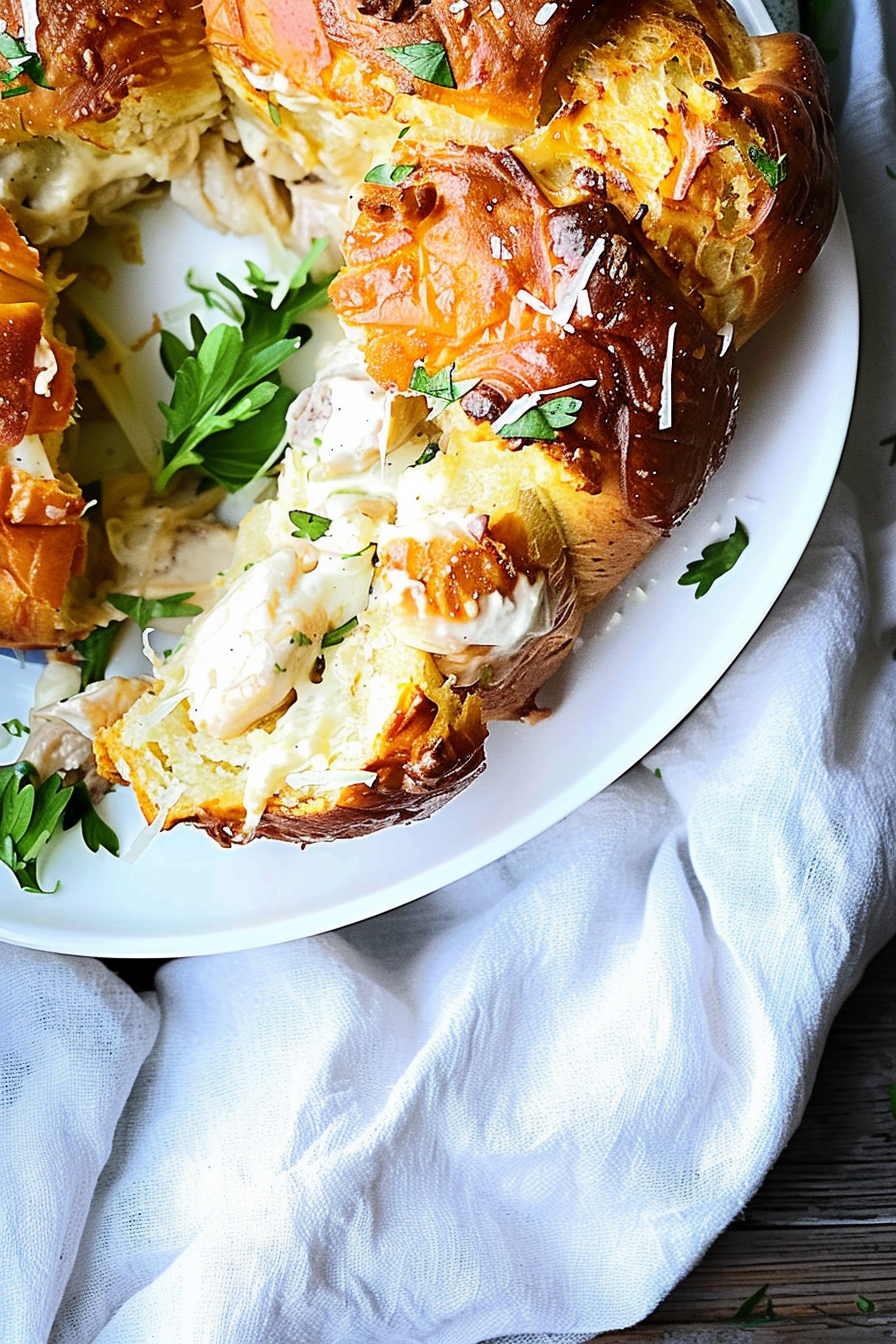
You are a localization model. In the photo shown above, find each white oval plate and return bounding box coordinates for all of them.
[0,2,858,956]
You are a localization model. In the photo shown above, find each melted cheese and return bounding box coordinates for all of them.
[3,433,52,478]
[182,544,372,739]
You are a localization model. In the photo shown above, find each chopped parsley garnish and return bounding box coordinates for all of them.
[856,1297,876,1315]
[1,84,30,98]
[1,718,29,738]
[678,519,748,598]
[154,244,334,494]
[293,631,312,647]
[498,395,582,441]
[63,782,119,857]
[107,592,202,631]
[268,97,282,127]
[364,162,416,186]
[289,509,331,541]
[413,441,440,467]
[730,1286,784,1327]
[0,33,51,93]
[321,615,359,649]
[383,41,455,89]
[748,144,788,190]
[409,361,477,404]
[398,126,411,139]
[72,622,121,690]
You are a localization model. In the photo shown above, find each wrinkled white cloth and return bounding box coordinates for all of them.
[4,4,896,1341]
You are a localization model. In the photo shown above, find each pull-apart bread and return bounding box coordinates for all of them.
[3,0,839,846]
[0,0,221,245]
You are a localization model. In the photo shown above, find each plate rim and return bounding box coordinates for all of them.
[0,3,859,958]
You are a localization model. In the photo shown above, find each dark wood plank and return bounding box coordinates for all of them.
[594,936,896,1340]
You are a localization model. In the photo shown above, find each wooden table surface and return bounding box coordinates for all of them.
[595,935,896,1341]
[105,934,896,1341]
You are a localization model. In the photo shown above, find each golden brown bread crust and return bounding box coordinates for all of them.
[331,147,739,533]
[204,0,598,137]
[0,472,88,648]
[516,0,839,344]
[0,0,214,143]
[0,205,86,648]
[95,677,487,846]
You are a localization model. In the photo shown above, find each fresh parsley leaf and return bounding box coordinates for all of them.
[293,632,312,647]
[678,519,749,598]
[289,509,331,541]
[409,362,477,404]
[71,623,121,690]
[383,41,455,89]
[364,162,416,186]
[0,33,52,90]
[107,592,202,631]
[1,85,30,98]
[154,244,335,494]
[268,97,282,127]
[63,782,119,857]
[748,144,788,190]
[856,1296,876,1315]
[731,1285,784,1328]
[185,269,243,320]
[398,126,411,139]
[321,616,359,649]
[1,718,29,738]
[0,763,71,894]
[497,396,582,442]
[413,441,439,467]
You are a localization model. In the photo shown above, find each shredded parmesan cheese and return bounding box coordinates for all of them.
[659,321,677,431]
[490,0,505,15]
[122,785,184,864]
[718,322,734,356]
[534,1,558,23]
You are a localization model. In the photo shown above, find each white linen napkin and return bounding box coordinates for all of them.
[5,3,896,1341]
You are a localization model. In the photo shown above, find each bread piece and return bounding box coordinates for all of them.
[330,146,739,531]
[515,0,839,344]
[203,0,598,189]
[0,0,222,244]
[0,204,89,648]
[95,361,490,843]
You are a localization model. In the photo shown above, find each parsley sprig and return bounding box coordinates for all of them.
[0,33,51,98]
[154,245,334,494]
[0,763,119,893]
[498,396,582,442]
[678,519,749,598]
[107,592,202,631]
